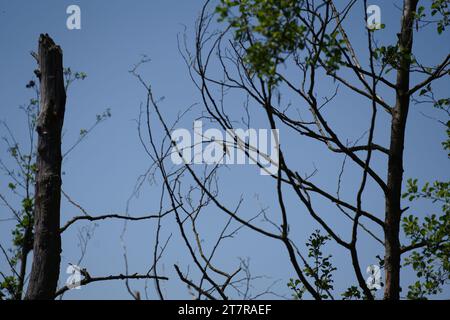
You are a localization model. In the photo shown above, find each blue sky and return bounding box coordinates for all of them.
[0,0,449,299]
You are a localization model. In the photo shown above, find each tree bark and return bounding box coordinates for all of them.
[384,0,418,300]
[24,34,66,300]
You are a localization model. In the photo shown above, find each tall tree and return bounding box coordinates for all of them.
[383,0,417,300]
[136,0,449,300]
[24,34,66,300]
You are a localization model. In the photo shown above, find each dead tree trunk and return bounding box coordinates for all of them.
[25,34,66,300]
[384,0,418,300]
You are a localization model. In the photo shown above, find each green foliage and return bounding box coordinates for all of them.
[341,285,362,300]
[0,276,18,300]
[431,0,450,34]
[374,1,449,74]
[402,179,450,299]
[1,80,39,299]
[288,230,336,299]
[402,50,450,297]
[305,230,337,298]
[373,45,401,72]
[96,108,112,122]
[434,98,450,110]
[216,0,348,81]
[63,67,88,90]
[372,44,418,74]
[443,121,450,158]
[1,67,95,299]
[403,179,449,211]
[320,31,346,73]
[414,5,427,21]
[413,1,449,34]
[415,83,449,157]
[216,0,311,84]
[287,278,305,299]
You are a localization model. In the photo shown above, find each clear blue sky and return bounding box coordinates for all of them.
[0,0,449,299]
